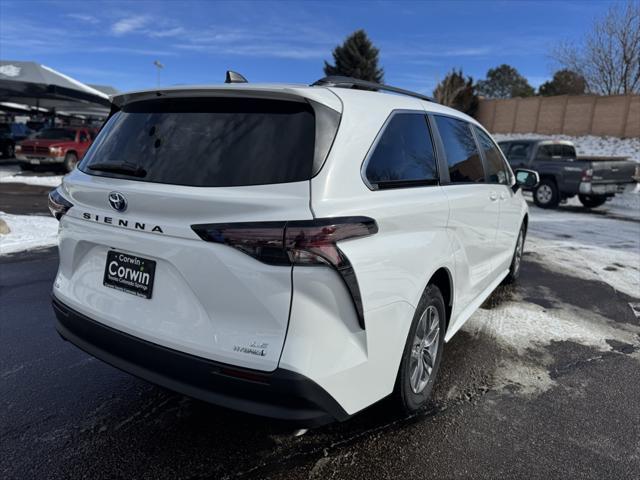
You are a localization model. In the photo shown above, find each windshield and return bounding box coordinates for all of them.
[80,97,316,187]
[35,128,76,141]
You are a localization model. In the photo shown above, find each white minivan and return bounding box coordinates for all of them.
[50,76,538,425]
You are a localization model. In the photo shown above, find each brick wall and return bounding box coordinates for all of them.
[476,94,639,138]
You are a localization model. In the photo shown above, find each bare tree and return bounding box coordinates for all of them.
[432,69,479,116]
[554,1,640,95]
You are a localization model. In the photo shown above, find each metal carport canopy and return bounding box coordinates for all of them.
[0,60,111,110]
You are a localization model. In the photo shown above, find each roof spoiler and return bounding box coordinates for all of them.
[312,76,437,103]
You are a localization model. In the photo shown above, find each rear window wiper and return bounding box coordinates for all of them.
[88,162,147,178]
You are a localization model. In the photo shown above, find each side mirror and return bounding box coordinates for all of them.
[513,169,539,192]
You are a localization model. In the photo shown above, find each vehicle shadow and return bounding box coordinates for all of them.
[44,323,499,479]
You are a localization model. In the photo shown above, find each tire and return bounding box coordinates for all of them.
[578,194,607,209]
[394,284,446,414]
[533,178,559,209]
[504,223,525,284]
[63,152,78,173]
[4,143,15,158]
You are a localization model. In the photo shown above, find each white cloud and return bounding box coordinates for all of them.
[111,15,150,35]
[148,26,185,38]
[65,13,99,24]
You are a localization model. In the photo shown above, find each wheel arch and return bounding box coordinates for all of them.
[427,267,453,331]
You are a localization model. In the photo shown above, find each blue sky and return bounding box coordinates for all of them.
[0,0,616,94]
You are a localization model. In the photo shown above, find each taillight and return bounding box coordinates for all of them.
[581,168,593,182]
[48,186,73,220]
[192,217,378,328]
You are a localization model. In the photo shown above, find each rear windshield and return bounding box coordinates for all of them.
[35,128,76,140]
[80,97,316,187]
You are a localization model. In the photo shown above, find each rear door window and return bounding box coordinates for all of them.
[474,127,510,185]
[561,144,576,158]
[365,113,438,188]
[505,142,530,163]
[434,116,485,183]
[80,98,317,187]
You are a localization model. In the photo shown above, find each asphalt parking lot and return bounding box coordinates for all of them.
[1,176,639,480]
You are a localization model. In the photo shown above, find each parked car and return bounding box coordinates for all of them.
[0,122,31,158]
[49,76,538,426]
[15,126,94,172]
[498,139,639,209]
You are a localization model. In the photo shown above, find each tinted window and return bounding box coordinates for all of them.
[561,145,576,158]
[434,116,484,183]
[506,142,531,162]
[80,98,316,187]
[537,145,554,159]
[537,144,576,160]
[35,128,76,141]
[475,127,509,184]
[365,113,438,187]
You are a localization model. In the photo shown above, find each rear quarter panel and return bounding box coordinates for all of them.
[284,90,455,413]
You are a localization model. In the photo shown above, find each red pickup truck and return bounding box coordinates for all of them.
[16,127,95,172]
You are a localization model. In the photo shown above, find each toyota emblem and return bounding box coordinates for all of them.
[108,192,127,212]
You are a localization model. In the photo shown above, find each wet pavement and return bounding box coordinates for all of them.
[1,246,639,479]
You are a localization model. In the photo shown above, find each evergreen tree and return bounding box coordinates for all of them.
[433,69,479,116]
[476,64,535,98]
[538,69,587,96]
[324,29,384,83]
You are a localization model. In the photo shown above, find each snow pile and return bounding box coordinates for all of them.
[493,133,640,162]
[0,213,58,254]
[0,173,63,187]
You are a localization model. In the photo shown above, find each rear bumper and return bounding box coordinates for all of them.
[16,154,64,164]
[52,296,349,426]
[578,181,636,196]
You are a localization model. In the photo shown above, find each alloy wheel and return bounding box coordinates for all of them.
[536,184,552,204]
[409,305,440,394]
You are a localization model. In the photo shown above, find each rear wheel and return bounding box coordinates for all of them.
[4,143,15,158]
[64,152,78,172]
[578,194,607,209]
[533,179,559,209]
[395,285,446,414]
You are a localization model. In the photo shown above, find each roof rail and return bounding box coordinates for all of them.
[312,76,437,103]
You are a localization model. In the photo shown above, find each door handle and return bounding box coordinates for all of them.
[489,192,498,201]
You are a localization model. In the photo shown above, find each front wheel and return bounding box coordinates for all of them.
[578,194,607,209]
[394,285,446,414]
[63,152,78,173]
[504,224,525,284]
[533,179,559,209]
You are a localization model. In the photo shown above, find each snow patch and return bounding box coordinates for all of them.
[465,301,637,356]
[0,213,58,254]
[0,173,64,187]
[525,208,640,298]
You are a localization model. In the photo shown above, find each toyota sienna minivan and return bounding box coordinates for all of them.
[50,75,538,425]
